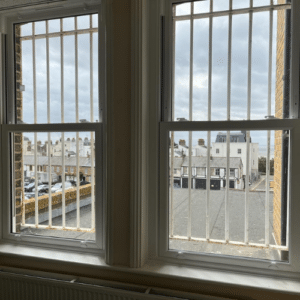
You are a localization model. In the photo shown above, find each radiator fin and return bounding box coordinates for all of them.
[0,271,230,300]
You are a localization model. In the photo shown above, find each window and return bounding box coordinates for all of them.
[159,0,300,275]
[216,148,219,153]
[2,8,103,250]
[215,168,220,176]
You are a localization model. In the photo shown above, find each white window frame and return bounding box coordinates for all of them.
[146,0,300,278]
[0,3,105,253]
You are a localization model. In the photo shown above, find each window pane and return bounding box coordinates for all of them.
[16,14,98,124]
[194,0,210,14]
[173,20,190,121]
[168,130,288,261]
[213,0,229,12]
[172,4,291,121]
[175,3,191,16]
[48,19,60,33]
[12,131,96,241]
[233,0,249,9]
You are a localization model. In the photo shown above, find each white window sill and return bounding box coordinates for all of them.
[137,260,300,296]
[1,243,300,296]
[0,242,106,267]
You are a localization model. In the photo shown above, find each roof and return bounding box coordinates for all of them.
[173,156,243,169]
[215,131,247,143]
[23,155,94,167]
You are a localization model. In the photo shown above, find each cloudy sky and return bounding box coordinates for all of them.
[172,0,289,156]
[19,14,98,143]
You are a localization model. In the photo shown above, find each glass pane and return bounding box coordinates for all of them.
[175,3,191,16]
[193,18,209,121]
[12,131,96,241]
[211,16,228,120]
[233,0,249,9]
[20,22,32,36]
[77,15,90,30]
[251,11,269,120]
[213,0,229,11]
[173,20,190,121]
[172,5,290,121]
[48,19,60,33]
[35,21,46,35]
[15,15,99,124]
[168,130,288,261]
[253,0,270,6]
[92,14,98,28]
[63,17,75,31]
[231,14,249,120]
[194,0,210,14]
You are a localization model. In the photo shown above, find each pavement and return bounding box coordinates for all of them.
[169,187,282,261]
[20,179,284,261]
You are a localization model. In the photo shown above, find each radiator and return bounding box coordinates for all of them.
[0,269,231,300]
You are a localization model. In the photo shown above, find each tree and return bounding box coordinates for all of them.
[258,157,274,175]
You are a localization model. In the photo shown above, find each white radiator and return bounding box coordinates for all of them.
[0,270,231,300]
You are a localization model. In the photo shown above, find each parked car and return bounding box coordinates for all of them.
[24,192,44,200]
[79,180,90,186]
[24,182,43,192]
[32,184,49,193]
[51,181,73,193]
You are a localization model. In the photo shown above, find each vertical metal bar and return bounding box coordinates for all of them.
[265,8,273,246]
[170,132,174,237]
[62,132,66,228]
[32,22,38,227]
[187,3,194,240]
[206,132,211,240]
[245,0,253,244]
[170,7,177,238]
[61,18,64,124]
[46,21,52,227]
[61,19,66,228]
[75,17,79,123]
[206,0,213,241]
[75,16,80,229]
[225,0,232,243]
[76,132,80,229]
[245,131,250,244]
[225,131,230,242]
[90,15,95,229]
[247,0,253,120]
[266,131,271,246]
[32,23,37,125]
[34,132,38,227]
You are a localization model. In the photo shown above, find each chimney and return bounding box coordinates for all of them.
[179,139,186,146]
[198,139,205,146]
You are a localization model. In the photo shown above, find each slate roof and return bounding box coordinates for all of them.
[23,155,93,167]
[173,156,243,169]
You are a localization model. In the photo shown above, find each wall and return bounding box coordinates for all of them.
[273,0,286,245]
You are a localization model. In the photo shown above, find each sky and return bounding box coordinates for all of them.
[19,14,98,143]
[17,3,289,157]
[172,0,289,156]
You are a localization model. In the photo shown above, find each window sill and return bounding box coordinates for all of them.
[0,242,106,267]
[137,260,300,296]
[1,243,300,298]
